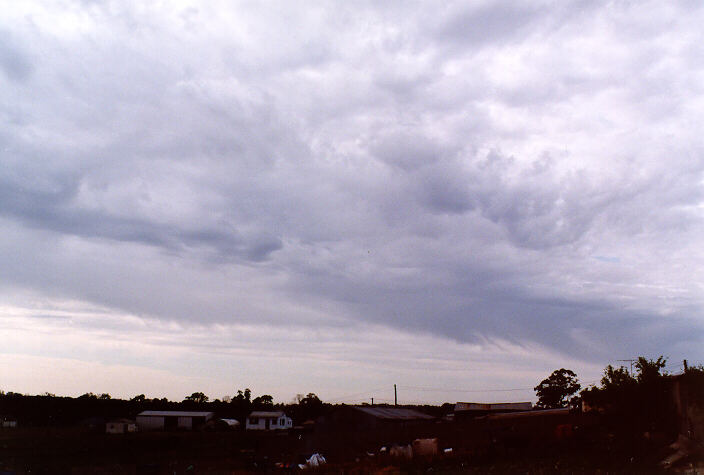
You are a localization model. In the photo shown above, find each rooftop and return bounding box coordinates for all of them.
[138,411,214,417]
[353,406,434,420]
[249,411,286,418]
[455,402,533,412]
[483,407,569,420]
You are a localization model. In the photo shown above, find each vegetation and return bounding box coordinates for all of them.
[580,356,673,434]
[534,368,581,408]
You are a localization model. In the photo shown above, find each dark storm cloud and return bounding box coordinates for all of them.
[1,0,704,367]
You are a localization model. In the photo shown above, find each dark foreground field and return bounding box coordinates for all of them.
[0,426,696,474]
[0,427,294,474]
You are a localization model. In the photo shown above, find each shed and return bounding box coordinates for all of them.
[481,407,574,447]
[315,405,436,452]
[136,410,214,431]
[246,411,292,430]
[454,402,533,421]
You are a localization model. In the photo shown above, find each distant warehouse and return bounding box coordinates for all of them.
[454,402,532,421]
[136,411,214,431]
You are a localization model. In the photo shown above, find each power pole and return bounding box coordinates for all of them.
[684,359,688,372]
[371,397,374,406]
[394,384,397,406]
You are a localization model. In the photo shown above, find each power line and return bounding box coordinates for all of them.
[325,385,389,403]
[326,379,603,404]
[400,386,532,393]
[398,381,599,394]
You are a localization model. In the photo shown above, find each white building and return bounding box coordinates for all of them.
[246,411,293,431]
[106,419,137,434]
[136,411,214,431]
[1,416,17,428]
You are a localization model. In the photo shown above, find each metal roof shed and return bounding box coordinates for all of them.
[136,410,214,431]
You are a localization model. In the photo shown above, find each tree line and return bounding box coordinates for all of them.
[0,388,326,427]
[534,356,704,435]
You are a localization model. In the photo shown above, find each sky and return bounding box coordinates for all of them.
[1,0,703,405]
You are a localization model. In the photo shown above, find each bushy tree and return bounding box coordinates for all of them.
[534,368,581,409]
[252,394,274,408]
[233,388,251,404]
[581,356,672,434]
[131,394,146,403]
[600,364,636,391]
[184,392,209,404]
[635,356,667,384]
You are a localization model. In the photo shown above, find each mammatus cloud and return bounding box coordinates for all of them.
[0,0,703,398]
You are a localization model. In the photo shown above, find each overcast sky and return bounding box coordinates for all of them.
[1,0,703,404]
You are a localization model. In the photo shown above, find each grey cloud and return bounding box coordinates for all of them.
[1,0,703,370]
[368,131,446,172]
[433,1,549,47]
[0,29,33,81]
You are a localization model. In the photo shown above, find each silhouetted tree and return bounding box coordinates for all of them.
[184,392,209,404]
[295,392,323,421]
[300,393,321,406]
[534,368,581,409]
[581,355,671,434]
[635,356,667,384]
[252,394,273,408]
[233,388,252,404]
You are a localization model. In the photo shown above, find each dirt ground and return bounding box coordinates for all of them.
[0,426,697,474]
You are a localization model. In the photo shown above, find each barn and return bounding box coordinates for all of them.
[454,402,533,421]
[136,410,214,431]
[314,405,436,456]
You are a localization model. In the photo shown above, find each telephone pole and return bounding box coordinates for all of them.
[394,384,397,406]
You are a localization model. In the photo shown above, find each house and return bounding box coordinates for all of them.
[106,418,137,434]
[136,410,214,431]
[454,401,532,421]
[246,411,293,430]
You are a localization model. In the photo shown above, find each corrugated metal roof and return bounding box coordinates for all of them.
[353,406,434,420]
[484,407,569,420]
[455,402,532,412]
[137,411,214,417]
[249,411,286,418]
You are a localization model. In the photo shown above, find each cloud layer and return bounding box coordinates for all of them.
[1,0,703,399]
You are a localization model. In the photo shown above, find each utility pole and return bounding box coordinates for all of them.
[617,359,635,375]
[394,384,397,406]
[371,397,374,406]
[684,359,688,372]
